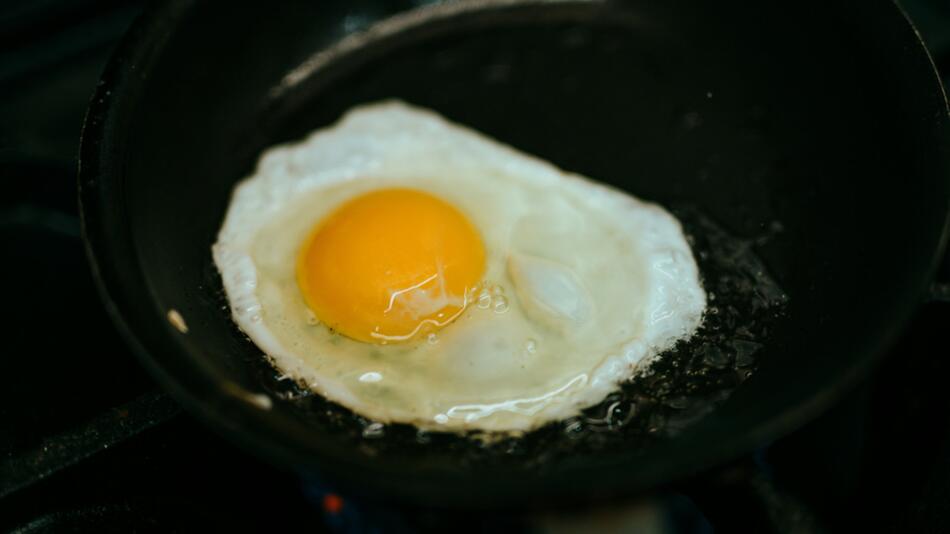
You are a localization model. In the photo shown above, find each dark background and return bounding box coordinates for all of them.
[1,1,949,532]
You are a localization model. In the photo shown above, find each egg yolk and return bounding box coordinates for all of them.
[296,188,486,343]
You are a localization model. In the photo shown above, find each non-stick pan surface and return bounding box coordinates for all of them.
[79,0,950,507]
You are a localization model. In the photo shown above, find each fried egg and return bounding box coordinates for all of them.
[212,101,705,432]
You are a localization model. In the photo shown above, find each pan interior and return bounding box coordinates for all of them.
[96,0,950,503]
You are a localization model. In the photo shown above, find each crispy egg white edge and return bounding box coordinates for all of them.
[212,100,706,432]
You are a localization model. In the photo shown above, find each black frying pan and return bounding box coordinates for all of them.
[79,0,950,507]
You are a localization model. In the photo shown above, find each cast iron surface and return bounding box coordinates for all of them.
[79,0,950,507]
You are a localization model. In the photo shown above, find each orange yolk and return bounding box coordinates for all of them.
[296,188,486,344]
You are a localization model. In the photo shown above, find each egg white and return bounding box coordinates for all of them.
[212,101,706,432]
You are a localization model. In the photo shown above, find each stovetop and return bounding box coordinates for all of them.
[1,1,949,532]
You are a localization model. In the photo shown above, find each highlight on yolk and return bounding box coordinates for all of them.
[296,188,486,343]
